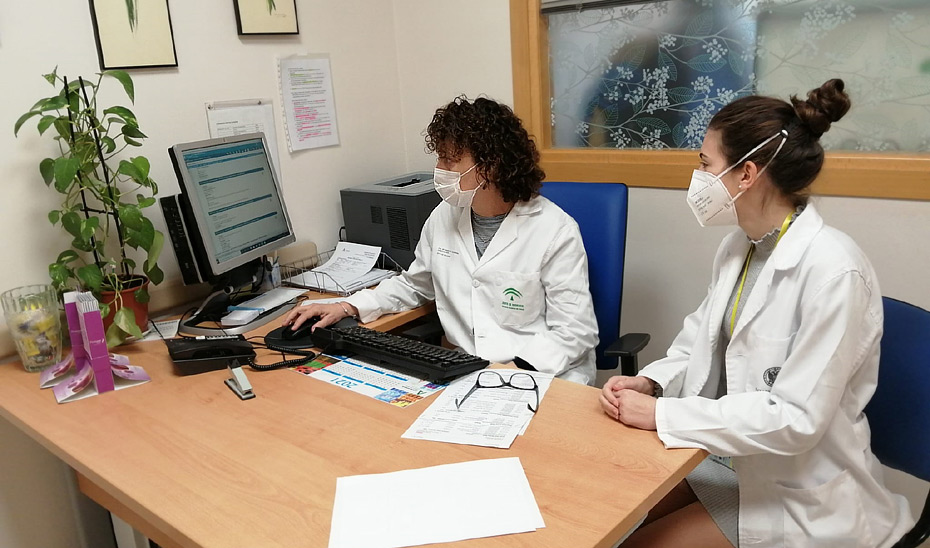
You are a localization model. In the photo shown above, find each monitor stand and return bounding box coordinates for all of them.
[178,259,294,337]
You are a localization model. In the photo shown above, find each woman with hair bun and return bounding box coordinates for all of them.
[600,79,914,547]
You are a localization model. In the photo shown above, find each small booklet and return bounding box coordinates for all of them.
[46,353,151,404]
[40,353,151,403]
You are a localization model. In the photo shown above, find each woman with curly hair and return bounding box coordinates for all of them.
[285,96,599,384]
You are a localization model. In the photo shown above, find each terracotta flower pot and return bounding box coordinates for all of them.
[100,276,150,335]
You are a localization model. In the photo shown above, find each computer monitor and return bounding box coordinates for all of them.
[162,133,296,334]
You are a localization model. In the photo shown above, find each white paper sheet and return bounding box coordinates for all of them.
[205,99,281,178]
[278,54,340,151]
[402,369,554,449]
[139,319,180,342]
[329,457,544,548]
[312,242,381,286]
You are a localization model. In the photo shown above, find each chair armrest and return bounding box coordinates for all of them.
[604,333,651,377]
[604,333,651,357]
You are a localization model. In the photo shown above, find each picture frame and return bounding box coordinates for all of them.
[234,0,299,35]
[88,0,178,70]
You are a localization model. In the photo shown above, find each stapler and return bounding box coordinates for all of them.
[225,360,255,400]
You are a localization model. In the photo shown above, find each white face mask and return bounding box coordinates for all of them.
[686,129,788,227]
[433,164,479,208]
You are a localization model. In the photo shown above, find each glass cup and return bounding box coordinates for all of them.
[1,284,62,372]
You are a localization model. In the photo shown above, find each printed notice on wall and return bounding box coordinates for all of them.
[205,99,281,178]
[277,54,340,152]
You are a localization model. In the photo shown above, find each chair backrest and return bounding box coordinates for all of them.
[539,182,628,370]
[864,297,930,482]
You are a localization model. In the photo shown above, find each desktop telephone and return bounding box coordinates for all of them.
[165,335,256,376]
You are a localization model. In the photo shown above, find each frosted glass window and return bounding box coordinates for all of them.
[548,0,930,152]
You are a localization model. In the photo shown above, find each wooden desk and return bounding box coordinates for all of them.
[0,319,702,548]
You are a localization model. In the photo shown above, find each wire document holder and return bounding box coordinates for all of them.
[279,248,402,297]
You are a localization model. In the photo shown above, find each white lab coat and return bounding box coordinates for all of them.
[640,205,913,547]
[345,196,599,384]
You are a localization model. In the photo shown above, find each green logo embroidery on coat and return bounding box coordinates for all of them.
[501,288,525,311]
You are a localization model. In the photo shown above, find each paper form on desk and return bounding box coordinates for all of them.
[295,354,446,407]
[402,369,554,449]
[328,457,544,548]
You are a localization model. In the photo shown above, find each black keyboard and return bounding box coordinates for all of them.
[309,326,489,382]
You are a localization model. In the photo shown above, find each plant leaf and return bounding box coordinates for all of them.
[103,106,137,126]
[131,156,150,179]
[145,230,164,272]
[37,115,58,135]
[42,67,59,85]
[48,210,61,225]
[125,136,142,147]
[72,235,94,252]
[134,287,150,304]
[118,159,144,182]
[57,250,80,263]
[61,211,82,237]
[118,204,145,230]
[40,158,55,185]
[49,262,72,288]
[121,125,146,139]
[80,217,100,240]
[144,263,164,285]
[136,194,156,208]
[76,264,104,290]
[38,96,68,112]
[113,306,143,340]
[101,136,117,153]
[13,111,40,136]
[104,70,135,103]
[53,157,80,193]
[105,321,127,348]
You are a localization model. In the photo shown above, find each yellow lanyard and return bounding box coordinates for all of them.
[729,211,795,336]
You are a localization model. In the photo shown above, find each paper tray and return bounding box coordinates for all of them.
[279,248,402,297]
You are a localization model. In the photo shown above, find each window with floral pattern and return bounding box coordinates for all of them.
[548,0,930,152]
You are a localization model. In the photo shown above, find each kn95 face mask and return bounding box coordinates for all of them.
[686,129,788,227]
[433,164,479,208]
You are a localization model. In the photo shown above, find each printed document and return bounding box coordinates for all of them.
[313,242,380,285]
[402,369,554,449]
[205,99,281,178]
[329,457,544,548]
[278,54,340,151]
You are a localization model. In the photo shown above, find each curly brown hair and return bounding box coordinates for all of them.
[425,96,545,203]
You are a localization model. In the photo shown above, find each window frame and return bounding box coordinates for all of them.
[510,0,930,201]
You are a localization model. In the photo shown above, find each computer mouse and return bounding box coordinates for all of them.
[282,316,321,341]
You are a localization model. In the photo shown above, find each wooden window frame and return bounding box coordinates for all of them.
[510,0,930,201]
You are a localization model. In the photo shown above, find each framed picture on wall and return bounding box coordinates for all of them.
[234,0,299,35]
[88,0,178,70]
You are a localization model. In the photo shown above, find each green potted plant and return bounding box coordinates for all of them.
[14,67,164,346]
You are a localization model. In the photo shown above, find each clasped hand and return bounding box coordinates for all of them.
[599,375,658,430]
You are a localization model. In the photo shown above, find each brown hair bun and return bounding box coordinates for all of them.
[790,79,851,139]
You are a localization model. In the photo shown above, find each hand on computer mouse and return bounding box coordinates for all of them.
[282,301,358,332]
[282,319,319,341]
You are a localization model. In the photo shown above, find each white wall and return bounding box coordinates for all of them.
[392,0,515,172]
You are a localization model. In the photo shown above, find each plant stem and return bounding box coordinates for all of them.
[79,76,130,278]
[64,76,103,269]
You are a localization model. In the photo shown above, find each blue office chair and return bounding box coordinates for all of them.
[540,182,649,375]
[864,297,930,548]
